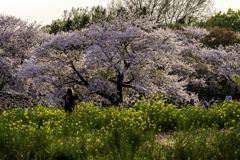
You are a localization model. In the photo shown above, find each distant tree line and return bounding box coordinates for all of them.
[42,6,110,34]
[43,0,215,34]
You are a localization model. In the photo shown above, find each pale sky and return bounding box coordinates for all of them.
[0,0,240,26]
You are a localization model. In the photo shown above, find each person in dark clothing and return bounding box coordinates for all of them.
[202,99,209,110]
[127,101,133,109]
[190,99,195,106]
[63,88,78,114]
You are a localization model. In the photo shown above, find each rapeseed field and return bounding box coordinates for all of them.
[1,99,240,159]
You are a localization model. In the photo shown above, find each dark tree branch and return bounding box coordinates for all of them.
[70,61,89,86]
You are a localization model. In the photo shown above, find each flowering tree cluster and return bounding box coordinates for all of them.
[0,14,48,106]
[1,13,240,107]
[18,15,200,106]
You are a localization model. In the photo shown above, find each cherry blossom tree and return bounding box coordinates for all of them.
[19,15,199,106]
[177,27,240,99]
[199,44,240,98]
[0,14,47,106]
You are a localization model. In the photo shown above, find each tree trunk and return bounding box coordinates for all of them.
[117,74,124,104]
[234,86,239,100]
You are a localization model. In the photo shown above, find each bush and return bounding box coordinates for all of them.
[201,27,240,48]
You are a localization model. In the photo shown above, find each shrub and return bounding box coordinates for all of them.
[201,27,240,48]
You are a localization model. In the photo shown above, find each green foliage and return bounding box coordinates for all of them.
[72,13,91,30]
[42,6,106,34]
[197,8,240,32]
[62,18,72,32]
[232,72,240,89]
[91,5,107,23]
[201,27,240,48]
[48,21,60,35]
[43,20,63,35]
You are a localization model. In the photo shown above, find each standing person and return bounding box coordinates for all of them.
[202,99,209,110]
[118,102,122,109]
[190,99,195,106]
[127,101,133,109]
[209,97,215,108]
[1,106,5,113]
[24,106,28,112]
[98,101,102,108]
[225,92,232,101]
[63,88,78,114]
[215,98,220,105]
[182,99,186,106]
